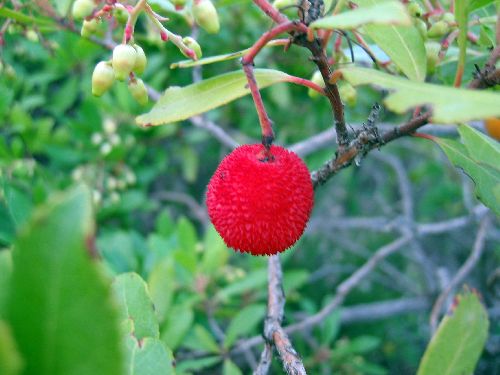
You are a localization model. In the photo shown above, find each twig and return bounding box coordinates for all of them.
[258,256,306,375]
[155,191,209,225]
[468,45,500,89]
[253,344,272,375]
[429,216,491,332]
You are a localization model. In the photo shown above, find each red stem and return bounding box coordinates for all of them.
[285,75,326,95]
[252,0,289,24]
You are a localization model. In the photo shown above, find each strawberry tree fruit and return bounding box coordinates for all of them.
[182,37,202,59]
[206,144,314,256]
[112,44,137,81]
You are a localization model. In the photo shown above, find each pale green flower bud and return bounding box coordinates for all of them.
[128,78,148,106]
[112,44,137,81]
[193,0,220,34]
[81,19,99,38]
[92,61,115,96]
[428,20,449,38]
[182,37,203,59]
[307,70,325,99]
[132,44,147,75]
[72,0,95,20]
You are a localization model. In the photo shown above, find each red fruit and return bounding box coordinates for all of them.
[206,144,314,256]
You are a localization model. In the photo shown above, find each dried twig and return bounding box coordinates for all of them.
[256,256,307,375]
[429,216,491,332]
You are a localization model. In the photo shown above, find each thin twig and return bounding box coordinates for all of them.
[429,216,491,332]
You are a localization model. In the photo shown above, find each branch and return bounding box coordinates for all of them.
[429,216,491,332]
[311,113,430,188]
[256,256,306,375]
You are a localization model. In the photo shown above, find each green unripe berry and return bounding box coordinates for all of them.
[92,61,115,97]
[114,7,129,24]
[182,37,203,59]
[427,20,449,38]
[132,44,147,75]
[192,0,220,34]
[307,70,325,99]
[128,78,148,106]
[415,19,427,40]
[407,2,423,18]
[338,82,357,107]
[112,44,137,81]
[72,0,95,20]
[81,19,99,38]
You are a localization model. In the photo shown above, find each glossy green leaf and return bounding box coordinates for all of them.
[432,125,500,215]
[0,321,23,375]
[311,1,411,30]
[340,67,500,122]
[113,272,160,340]
[136,69,291,126]
[417,290,489,375]
[160,304,194,350]
[355,0,426,81]
[224,304,266,348]
[223,359,243,375]
[125,336,175,375]
[7,185,123,375]
[176,356,221,373]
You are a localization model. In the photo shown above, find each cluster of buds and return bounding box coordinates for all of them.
[192,0,220,34]
[92,43,148,105]
[406,1,457,40]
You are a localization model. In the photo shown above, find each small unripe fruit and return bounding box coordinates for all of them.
[112,44,137,81]
[339,82,357,107]
[128,78,148,106]
[407,2,423,18]
[92,61,115,96]
[81,19,99,38]
[72,0,95,20]
[182,37,203,59]
[428,20,449,38]
[133,44,147,75]
[192,0,220,34]
[206,144,314,255]
[484,118,500,140]
[308,70,325,99]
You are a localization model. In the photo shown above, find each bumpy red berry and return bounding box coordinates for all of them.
[206,144,314,256]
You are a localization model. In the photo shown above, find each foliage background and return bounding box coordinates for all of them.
[0,0,499,374]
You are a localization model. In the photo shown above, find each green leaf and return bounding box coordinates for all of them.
[223,304,266,348]
[2,185,32,231]
[340,67,500,122]
[0,251,13,317]
[455,0,471,85]
[7,185,123,375]
[0,320,23,375]
[216,268,267,302]
[193,325,220,353]
[354,0,426,81]
[417,290,489,375]
[200,225,229,277]
[432,125,500,215]
[170,40,284,69]
[160,304,194,350]
[126,336,175,375]
[136,69,291,126]
[113,272,160,340]
[311,1,411,30]
[469,0,496,11]
[176,356,221,373]
[223,359,243,375]
[147,258,175,324]
[0,7,55,27]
